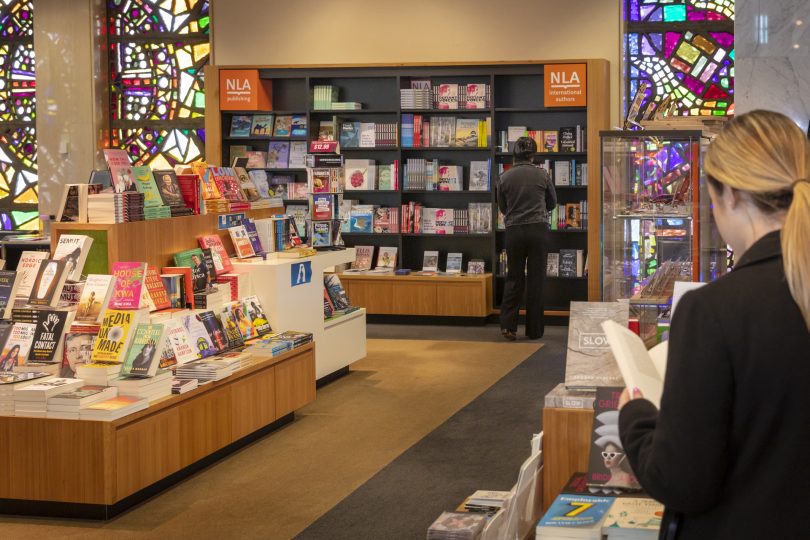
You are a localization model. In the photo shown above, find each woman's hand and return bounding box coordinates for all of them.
[618,387,644,410]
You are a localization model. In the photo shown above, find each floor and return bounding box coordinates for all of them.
[0,323,563,540]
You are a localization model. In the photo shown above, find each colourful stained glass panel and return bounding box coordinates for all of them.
[0,0,37,230]
[108,0,209,166]
[625,1,735,119]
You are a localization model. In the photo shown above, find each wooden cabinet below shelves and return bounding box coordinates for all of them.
[338,273,493,317]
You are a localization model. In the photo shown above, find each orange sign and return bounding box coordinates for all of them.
[219,69,272,110]
[544,64,587,107]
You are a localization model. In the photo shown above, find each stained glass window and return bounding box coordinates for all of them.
[0,0,38,231]
[625,1,735,120]
[107,0,209,168]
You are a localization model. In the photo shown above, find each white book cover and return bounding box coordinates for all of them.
[52,234,94,282]
[376,247,397,269]
[288,141,308,169]
[554,161,571,186]
[344,159,373,190]
[445,253,463,274]
[76,274,115,324]
[468,161,490,191]
[359,123,376,148]
[14,251,49,306]
[601,320,668,408]
[15,378,84,400]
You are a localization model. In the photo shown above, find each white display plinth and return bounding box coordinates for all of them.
[232,248,367,380]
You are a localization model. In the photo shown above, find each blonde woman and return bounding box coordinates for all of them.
[618,110,810,539]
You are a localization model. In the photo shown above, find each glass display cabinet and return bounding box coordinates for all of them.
[600,130,727,342]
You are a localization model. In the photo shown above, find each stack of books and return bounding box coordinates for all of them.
[462,490,511,514]
[536,494,615,540]
[174,357,237,382]
[171,378,198,394]
[427,512,487,540]
[110,370,173,402]
[46,385,118,419]
[400,88,431,110]
[144,205,172,220]
[275,330,313,348]
[0,372,52,416]
[78,395,149,421]
[116,191,145,222]
[204,198,230,214]
[14,377,85,418]
[77,362,123,386]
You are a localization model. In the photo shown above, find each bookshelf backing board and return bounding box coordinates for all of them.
[206,61,610,314]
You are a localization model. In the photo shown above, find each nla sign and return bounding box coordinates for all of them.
[219,69,272,110]
[543,64,587,107]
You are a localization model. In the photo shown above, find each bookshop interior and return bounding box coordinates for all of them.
[1,1,809,539]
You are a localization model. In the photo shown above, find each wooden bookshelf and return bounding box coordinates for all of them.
[205,61,610,314]
[0,344,315,518]
[50,208,282,274]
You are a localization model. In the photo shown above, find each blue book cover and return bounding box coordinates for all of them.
[230,115,252,137]
[290,114,307,137]
[350,210,374,233]
[240,219,265,256]
[538,494,615,530]
[339,122,360,148]
[401,114,414,147]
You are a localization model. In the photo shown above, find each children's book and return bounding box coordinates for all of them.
[250,114,274,136]
[273,115,292,137]
[230,115,252,137]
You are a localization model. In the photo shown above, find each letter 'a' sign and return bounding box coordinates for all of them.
[291,261,312,287]
[219,69,273,110]
[544,64,587,107]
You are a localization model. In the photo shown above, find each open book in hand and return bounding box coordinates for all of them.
[601,320,668,408]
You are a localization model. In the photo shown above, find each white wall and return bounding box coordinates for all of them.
[211,0,623,125]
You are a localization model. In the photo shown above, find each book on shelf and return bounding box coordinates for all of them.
[467,259,485,274]
[601,320,667,409]
[437,165,462,191]
[564,302,629,390]
[311,221,332,247]
[230,115,252,137]
[372,207,399,233]
[288,141,308,169]
[121,323,167,378]
[219,310,245,350]
[422,250,439,272]
[273,115,292,137]
[290,114,307,137]
[90,307,148,364]
[109,262,147,310]
[249,113,274,136]
[227,225,257,259]
[266,142,290,169]
[586,386,643,491]
[546,253,560,277]
[376,247,397,269]
[198,235,234,276]
[349,207,374,233]
[468,160,490,191]
[245,151,268,169]
[344,159,375,190]
[603,497,664,538]
[0,270,17,317]
[243,295,271,336]
[11,308,76,364]
[142,265,171,312]
[324,274,350,310]
[161,267,195,309]
[56,183,104,223]
[559,249,585,277]
[103,148,136,193]
[445,252,463,274]
[52,234,93,282]
[352,246,374,271]
[312,194,334,221]
[12,251,48,311]
[377,162,398,190]
[27,259,69,308]
[162,319,200,365]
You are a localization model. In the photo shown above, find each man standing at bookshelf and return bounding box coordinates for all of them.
[497,137,556,340]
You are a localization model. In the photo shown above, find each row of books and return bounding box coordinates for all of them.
[233,141,308,170]
[401,82,491,110]
[347,245,487,276]
[496,249,588,278]
[339,122,398,148]
[401,115,491,148]
[229,113,307,138]
[400,203,492,234]
[340,205,399,234]
[312,85,362,110]
[342,159,399,191]
[552,159,589,186]
[550,201,589,231]
[501,125,586,153]
[403,159,490,191]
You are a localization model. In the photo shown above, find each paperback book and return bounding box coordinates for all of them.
[27,259,69,308]
[0,322,35,370]
[564,302,629,390]
[109,262,147,310]
[586,386,642,491]
[121,323,166,378]
[90,308,145,364]
[52,234,93,282]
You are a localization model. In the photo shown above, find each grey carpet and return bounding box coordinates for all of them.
[295,324,567,539]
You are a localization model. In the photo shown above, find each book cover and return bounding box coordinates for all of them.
[376,247,397,269]
[542,130,559,153]
[76,274,115,323]
[250,114,274,136]
[290,114,307,137]
[266,142,290,169]
[288,141,308,169]
[564,302,629,390]
[199,168,221,200]
[344,159,372,190]
[229,114,252,137]
[22,309,74,363]
[603,497,664,532]
[537,494,615,530]
[312,194,334,220]
[13,251,49,308]
[58,281,83,309]
[210,167,247,202]
[312,221,332,247]
[60,326,97,377]
[324,275,350,310]
[0,270,16,315]
[467,259,485,274]
[198,235,233,275]
[445,252,463,274]
[240,219,265,256]
[242,295,271,336]
[469,161,490,191]
[233,166,259,201]
[199,310,228,352]
[144,265,171,311]
[245,151,268,169]
[587,386,642,490]
[436,83,459,109]
[454,118,479,147]
[352,246,374,270]
[339,122,360,148]
[152,169,186,207]
[163,319,199,366]
[161,267,194,309]
[109,262,147,310]
[27,259,69,307]
[181,313,217,358]
[103,148,136,193]
[323,287,334,318]
[465,83,488,109]
[91,308,143,364]
[224,302,256,341]
[359,123,376,148]
[52,234,93,282]
[121,323,165,377]
[0,322,35,370]
[547,252,560,277]
[173,248,212,292]
[377,163,396,191]
[273,115,292,137]
[349,207,374,233]
[559,127,577,152]
[422,250,439,272]
[131,166,163,208]
[219,311,245,349]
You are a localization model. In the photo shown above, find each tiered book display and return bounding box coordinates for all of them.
[207,61,610,317]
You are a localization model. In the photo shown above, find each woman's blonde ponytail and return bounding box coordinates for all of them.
[782,180,810,330]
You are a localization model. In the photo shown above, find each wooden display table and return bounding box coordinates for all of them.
[0,343,315,519]
[50,208,282,274]
[541,407,593,511]
[338,272,493,317]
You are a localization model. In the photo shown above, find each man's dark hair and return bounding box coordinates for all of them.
[513,136,537,162]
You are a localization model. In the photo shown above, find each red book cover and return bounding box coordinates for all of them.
[109,262,147,310]
[198,235,234,275]
[144,265,171,311]
[161,267,195,309]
